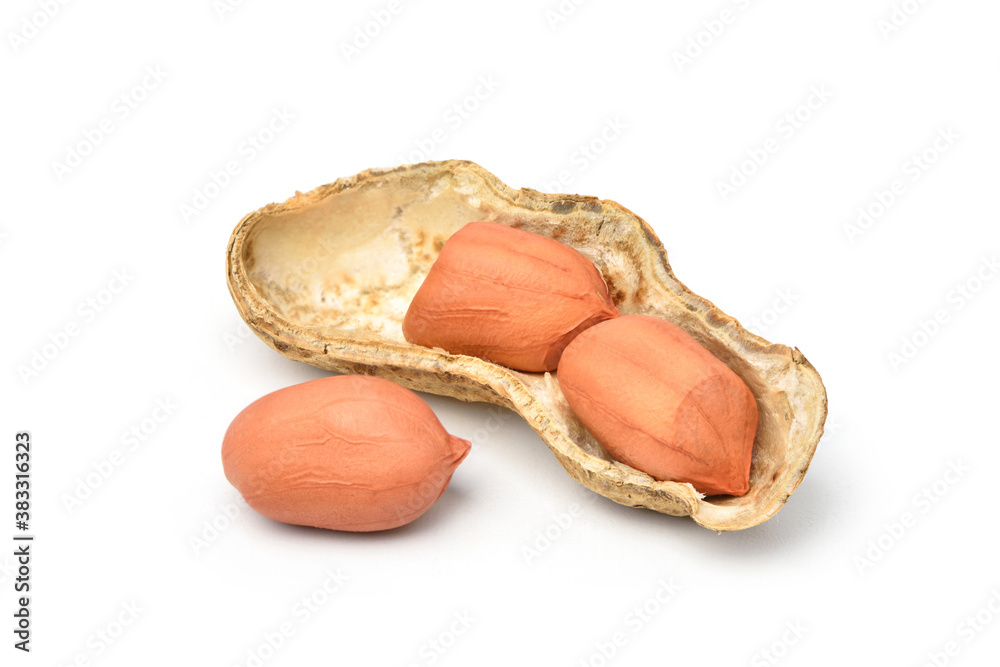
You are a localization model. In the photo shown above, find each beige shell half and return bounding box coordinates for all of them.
[226,160,827,531]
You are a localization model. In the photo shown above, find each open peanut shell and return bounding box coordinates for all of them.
[225,160,827,531]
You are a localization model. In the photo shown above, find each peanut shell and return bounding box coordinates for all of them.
[225,160,827,531]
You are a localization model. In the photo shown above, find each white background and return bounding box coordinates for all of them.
[3,1,999,665]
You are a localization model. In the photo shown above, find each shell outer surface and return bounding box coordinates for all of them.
[226,160,828,531]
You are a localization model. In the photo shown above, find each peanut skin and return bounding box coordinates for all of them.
[221,375,470,531]
[403,221,619,372]
[557,316,758,496]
